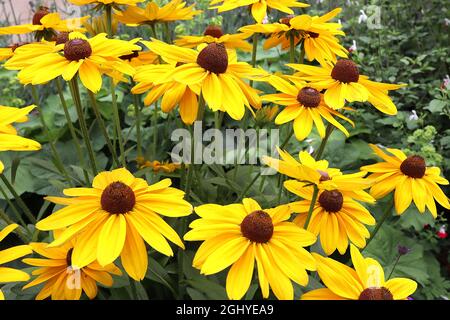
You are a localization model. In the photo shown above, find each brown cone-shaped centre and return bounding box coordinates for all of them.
[33,6,50,25]
[101,181,136,214]
[318,190,343,213]
[66,248,73,267]
[241,210,274,243]
[279,15,295,26]
[331,59,360,83]
[318,170,331,182]
[359,287,394,300]
[55,32,69,45]
[400,155,426,178]
[204,25,224,38]
[297,87,321,108]
[197,43,228,74]
[120,50,140,61]
[64,39,92,61]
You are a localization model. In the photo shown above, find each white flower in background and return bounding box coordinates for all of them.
[443,75,450,89]
[349,40,357,52]
[445,18,450,26]
[305,139,315,154]
[262,15,269,24]
[358,10,368,24]
[409,110,419,121]
[316,0,324,4]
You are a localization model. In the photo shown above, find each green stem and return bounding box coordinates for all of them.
[87,90,119,167]
[249,33,258,87]
[55,78,90,185]
[184,125,194,199]
[289,34,296,64]
[0,186,29,233]
[0,208,29,242]
[299,42,305,64]
[133,86,143,159]
[237,172,261,202]
[304,185,319,229]
[105,5,113,37]
[163,22,171,43]
[387,255,401,280]
[111,81,126,167]
[31,86,73,186]
[363,198,394,252]
[0,174,36,224]
[313,123,334,160]
[152,103,158,159]
[68,77,98,175]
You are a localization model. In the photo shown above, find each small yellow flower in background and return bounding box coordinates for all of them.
[287,181,376,255]
[254,105,279,126]
[137,158,181,173]
[0,6,89,41]
[0,105,42,173]
[263,75,354,141]
[36,168,192,281]
[23,233,121,300]
[15,32,140,93]
[115,0,202,26]
[68,0,145,5]
[146,40,266,120]
[302,245,417,300]
[175,25,252,51]
[288,59,406,114]
[210,0,309,24]
[83,13,119,36]
[0,224,32,300]
[264,150,374,202]
[361,144,450,217]
[184,198,317,300]
[240,8,348,65]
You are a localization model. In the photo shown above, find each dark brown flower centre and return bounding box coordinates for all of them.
[101,181,136,214]
[331,59,360,83]
[33,6,50,25]
[359,287,394,300]
[279,15,295,26]
[318,190,343,213]
[297,87,321,108]
[240,210,274,243]
[400,155,426,178]
[308,32,319,38]
[66,248,73,267]
[197,43,228,74]
[120,50,140,61]
[317,170,331,181]
[204,25,224,38]
[55,32,69,45]
[64,39,92,61]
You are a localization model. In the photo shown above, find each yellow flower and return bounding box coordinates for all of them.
[133,62,201,125]
[146,40,265,120]
[84,13,119,36]
[35,168,192,281]
[263,75,354,141]
[0,224,32,300]
[115,0,201,26]
[23,234,122,300]
[175,25,252,51]
[184,198,317,300]
[288,59,406,114]
[15,32,140,93]
[240,9,348,64]
[361,144,450,217]
[4,41,58,70]
[302,245,417,300]
[0,6,88,41]
[68,0,145,5]
[210,0,309,24]
[287,181,376,255]
[138,159,181,173]
[0,47,14,62]
[0,105,42,173]
[264,150,374,202]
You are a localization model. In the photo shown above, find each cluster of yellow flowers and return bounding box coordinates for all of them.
[0,0,448,301]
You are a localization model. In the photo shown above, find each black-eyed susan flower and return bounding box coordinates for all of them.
[137,158,181,173]
[287,181,375,255]
[16,32,140,93]
[0,224,32,300]
[0,105,42,173]
[240,9,348,64]
[210,0,309,24]
[132,63,201,125]
[302,245,417,300]
[263,75,354,141]
[0,6,88,41]
[146,40,266,120]
[4,41,59,70]
[184,198,317,300]
[115,0,201,26]
[361,144,450,217]
[23,234,121,300]
[175,25,252,51]
[288,59,406,113]
[264,149,374,202]
[35,168,192,281]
